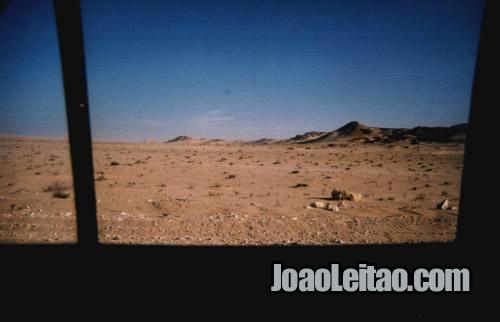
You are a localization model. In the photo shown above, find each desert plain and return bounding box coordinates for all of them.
[0,122,465,245]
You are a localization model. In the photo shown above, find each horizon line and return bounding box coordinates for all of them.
[0,120,468,143]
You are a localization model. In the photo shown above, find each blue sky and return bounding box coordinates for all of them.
[0,0,484,141]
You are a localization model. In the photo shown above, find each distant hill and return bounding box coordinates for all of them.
[290,121,467,144]
[287,131,327,143]
[164,136,192,143]
[299,121,379,144]
[164,136,230,145]
[200,139,226,145]
[406,124,467,143]
[161,121,467,146]
[251,138,280,145]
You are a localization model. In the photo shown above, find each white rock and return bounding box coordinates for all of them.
[338,200,349,208]
[325,203,340,212]
[437,199,449,210]
[310,201,325,208]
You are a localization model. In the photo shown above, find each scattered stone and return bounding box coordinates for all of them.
[310,201,325,208]
[436,199,449,210]
[331,189,361,201]
[110,161,120,166]
[338,200,349,208]
[150,200,162,209]
[43,181,71,193]
[451,206,458,211]
[325,203,340,212]
[53,190,70,199]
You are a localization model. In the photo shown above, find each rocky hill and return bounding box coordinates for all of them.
[291,121,467,144]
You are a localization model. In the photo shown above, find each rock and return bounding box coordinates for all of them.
[53,191,70,199]
[110,161,120,166]
[325,203,340,212]
[310,201,325,208]
[351,193,362,201]
[338,200,349,208]
[436,199,449,210]
[451,206,458,211]
[331,189,361,201]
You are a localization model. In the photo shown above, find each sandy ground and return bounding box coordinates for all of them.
[0,137,463,245]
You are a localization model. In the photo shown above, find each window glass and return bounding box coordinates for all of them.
[81,0,483,245]
[0,0,77,243]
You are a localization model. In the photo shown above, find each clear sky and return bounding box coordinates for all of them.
[0,0,485,141]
